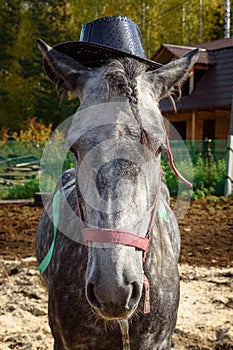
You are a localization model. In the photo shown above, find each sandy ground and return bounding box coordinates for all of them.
[0,258,232,350]
[0,198,232,349]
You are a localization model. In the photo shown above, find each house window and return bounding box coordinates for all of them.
[194,69,206,87]
[203,119,215,140]
[170,121,187,140]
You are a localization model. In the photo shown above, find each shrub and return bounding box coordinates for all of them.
[0,118,53,142]
[162,155,226,199]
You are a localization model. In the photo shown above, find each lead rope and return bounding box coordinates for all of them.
[143,275,150,314]
[118,320,130,350]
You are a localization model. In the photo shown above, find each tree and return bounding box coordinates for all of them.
[0,0,78,131]
[0,0,231,132]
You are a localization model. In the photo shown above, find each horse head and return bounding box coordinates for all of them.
[38,39,198,321]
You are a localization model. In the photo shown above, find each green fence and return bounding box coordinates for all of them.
[162,140,227,198]
[0,141,44,199]
[0,140,228,199]
[162,140,227,162]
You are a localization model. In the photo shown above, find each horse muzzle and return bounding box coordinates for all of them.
[86,279,141,320]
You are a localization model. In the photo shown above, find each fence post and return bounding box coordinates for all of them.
[207,139,212,190]
[224,98,233,196]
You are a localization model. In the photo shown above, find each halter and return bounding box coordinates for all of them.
[78,167,162,317]
[37,123,192,350]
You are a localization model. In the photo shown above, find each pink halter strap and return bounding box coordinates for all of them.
[82,228,150,251]
[163,122,192,188]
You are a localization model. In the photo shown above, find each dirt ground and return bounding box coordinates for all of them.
[0,197,233,349]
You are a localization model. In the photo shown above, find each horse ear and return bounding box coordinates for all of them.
[37,39,91,93]
[145,49,201,101]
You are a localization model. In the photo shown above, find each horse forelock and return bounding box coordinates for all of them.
[104,58,157,154]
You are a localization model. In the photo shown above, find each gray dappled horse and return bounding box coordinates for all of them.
[36,40,198,350]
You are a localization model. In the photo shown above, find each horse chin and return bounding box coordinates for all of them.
[93,304,137,321]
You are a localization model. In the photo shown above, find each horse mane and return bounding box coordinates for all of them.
[104,58,156,154]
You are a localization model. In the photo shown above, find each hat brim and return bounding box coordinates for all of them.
[43,41,162,84]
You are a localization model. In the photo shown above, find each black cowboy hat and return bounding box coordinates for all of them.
[43,16,162,82]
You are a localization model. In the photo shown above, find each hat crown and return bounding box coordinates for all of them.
[42,16,161,84]
[79,16,147,59]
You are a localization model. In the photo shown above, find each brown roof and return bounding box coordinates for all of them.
[154,44,214,65]
[153,37,233,111]
[195,37,233,50]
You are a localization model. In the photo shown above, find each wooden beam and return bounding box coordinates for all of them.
[191,109,196,141]
[189,69,194,95]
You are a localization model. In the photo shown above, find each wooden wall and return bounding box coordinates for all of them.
[163,108,231,140]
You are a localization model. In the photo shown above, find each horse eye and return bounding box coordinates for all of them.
[70,144,78,155]
[156,146,162,156]
[73,152,79,161]
[69,147,79,163]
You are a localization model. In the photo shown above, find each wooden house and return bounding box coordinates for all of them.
[152,37,233,140]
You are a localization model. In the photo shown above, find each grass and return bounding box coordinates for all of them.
[0,178,39,200]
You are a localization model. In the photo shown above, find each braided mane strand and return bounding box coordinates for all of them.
[104,58,154,153]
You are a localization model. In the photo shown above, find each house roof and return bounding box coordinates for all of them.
[152,37,233,111]
[195,37,233,50]
[154,44,214,65]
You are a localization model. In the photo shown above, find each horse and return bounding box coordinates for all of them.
[36,39,199,350]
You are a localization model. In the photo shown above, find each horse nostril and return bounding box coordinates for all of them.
[86,282,101,309]
[127,282,141,309]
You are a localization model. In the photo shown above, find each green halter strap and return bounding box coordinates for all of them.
[37,179,75,273]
